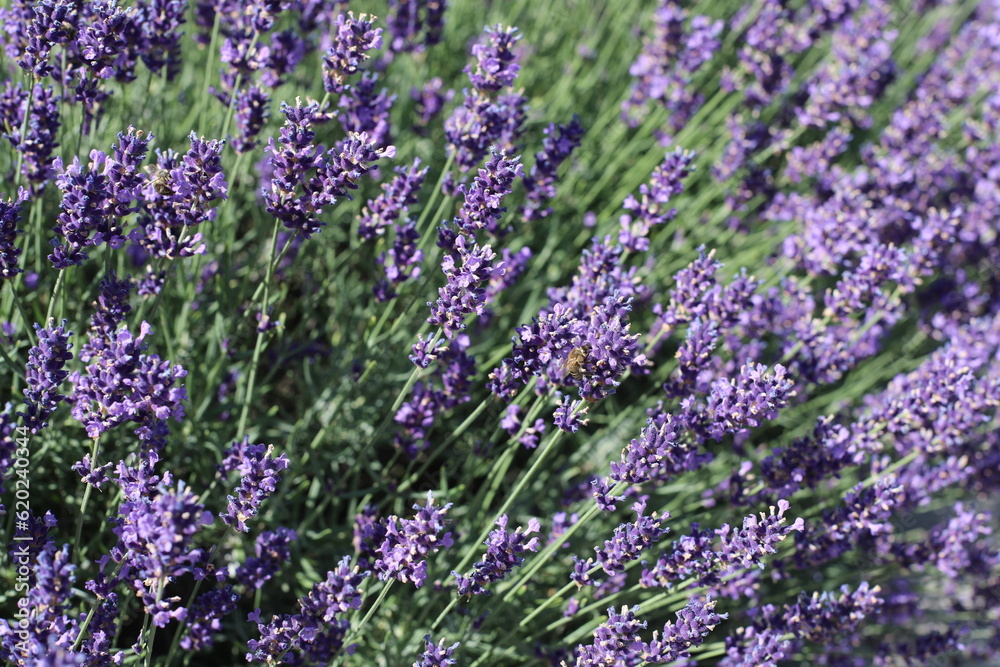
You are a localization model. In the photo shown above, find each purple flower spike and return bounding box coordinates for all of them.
[695,361,795,440]
[265,99,395,238]
[219,439,290,532]
[246,557,370,664]
[386,0,447,55]
[76,0,132,80]
[595,510,668,576]
[18,0,75,78]
[232,86,271,154]
[572,605,647,665]
[455,147,523,238]
[236,527,298,590]
[70,321,187,439]
[360,158,428,242]
[521,117,585,221]
[181,585,240,651]
[0,188,29,282]
[453,514,540,596]
[466,25,521,93]
[375,492,454,588]
[622,2,723,133]
[337,72,395,149]
[414,635,460,667]
[427,234,506,338]
[619,148,697,252]
[134,0,186,80]
[117,479,214,626]
[1,83,61,191]
[322,12,383,94]
[642,597,727,662]
[20,320,74,434]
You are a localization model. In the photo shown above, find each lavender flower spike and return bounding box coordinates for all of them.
[455,147,523,238]
[414,635,460,667]
[0,188,28,282]
[20,320,74,434]
[322,12,383,94]
[428,234,506,339]
[218,439,290,532]
[453,514,540,596]
[375,492,454,587]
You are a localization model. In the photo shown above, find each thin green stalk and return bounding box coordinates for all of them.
[73,437,101,560]
[12,77,35,189]
[236,216,283,436]
[142,577,168,667]
[44,268,66,323]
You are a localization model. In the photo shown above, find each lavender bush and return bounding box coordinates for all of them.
[1,0,999,665]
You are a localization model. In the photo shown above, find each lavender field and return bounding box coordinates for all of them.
[1,0,999,664]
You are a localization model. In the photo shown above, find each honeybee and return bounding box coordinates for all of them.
[144,165,174,196]
[563,345,591,382]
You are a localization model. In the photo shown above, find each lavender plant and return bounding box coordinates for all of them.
[1,0,999,665]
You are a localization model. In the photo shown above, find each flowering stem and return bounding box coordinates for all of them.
[450,420,569,578]
[502,482,628,601]
[142,576,168,667]
[428,598,459,632]
[73,437,101,559]
[164,525,236,667]
[12,77,35,189]
[237,216,282,436]
[415,152,455,240]
[199,14,222,132]
[44,268,66,323]
[340,579,394,662]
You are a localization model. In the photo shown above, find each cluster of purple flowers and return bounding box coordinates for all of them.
[264,99,396,239]
[444,25,526,176]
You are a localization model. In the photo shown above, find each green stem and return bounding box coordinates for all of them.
[236,216,283,436]
[73,437,101,559]
[44,268,66,323]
